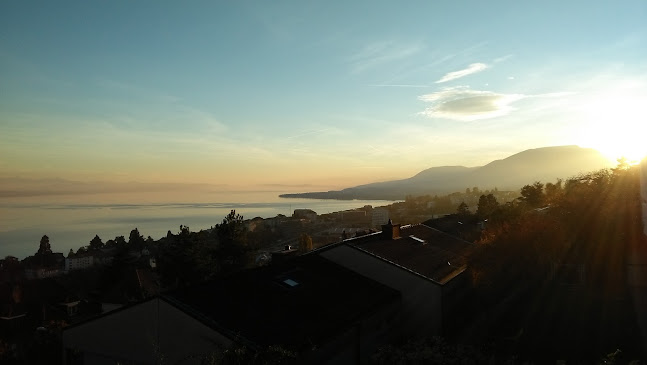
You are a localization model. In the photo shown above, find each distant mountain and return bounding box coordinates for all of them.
[280,146,613,200]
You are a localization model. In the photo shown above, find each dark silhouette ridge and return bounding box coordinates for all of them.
[280,146,611,200]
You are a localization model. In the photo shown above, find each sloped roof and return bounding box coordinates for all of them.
[164,254,400,348]
[347,224,474,284]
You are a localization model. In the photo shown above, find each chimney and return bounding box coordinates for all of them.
[381,219,401,240]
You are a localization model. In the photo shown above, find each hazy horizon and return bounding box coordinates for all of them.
[2,1,646,191]
[0,144,621,204]
[1,192,398,259]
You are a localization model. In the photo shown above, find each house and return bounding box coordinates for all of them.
[317,221,474,338]
[23,252,65,279]
[62,254,401,364]
[337,210,368,224]
[270,244,299,264]
[371,208,390,229]
[65,252,94,272]
[293,208,317,221]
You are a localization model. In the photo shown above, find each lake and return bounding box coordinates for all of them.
[0,191,395,259]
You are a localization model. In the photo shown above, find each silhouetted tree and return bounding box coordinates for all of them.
[156,221,230,287]
[113,235,127,252]
[544,179,563,204]
[457,202,470,216]
[128,228,145,250]
[88,234,104,251]
[215,210,248,273]
[37,235,52,255]
[519,181,545,208]
[470,164,646,360]
[476,193,499,219]
[179,225,190,236]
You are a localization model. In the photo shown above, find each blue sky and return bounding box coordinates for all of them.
[1,0,646,191]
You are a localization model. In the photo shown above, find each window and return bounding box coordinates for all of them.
[282,278,299,287]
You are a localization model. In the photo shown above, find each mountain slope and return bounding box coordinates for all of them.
[280,146,612,200]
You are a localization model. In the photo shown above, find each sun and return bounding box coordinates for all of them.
[577,85,647,165]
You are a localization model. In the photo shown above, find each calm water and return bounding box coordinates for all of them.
[0,191,395,259]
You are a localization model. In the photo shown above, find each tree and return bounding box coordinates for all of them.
[298,233,313,253]
[613,156,631,172]
[128,228,145,249]
[457,202,470,216]
[37,235,52,255]
[519,181,545,208]
[215,210,248,273]
[544,179,563,204]
[89,234,104,251]
[476,193,499,219]
[114,235,127,250]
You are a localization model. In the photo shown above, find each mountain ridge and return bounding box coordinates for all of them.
[280,146,612,200]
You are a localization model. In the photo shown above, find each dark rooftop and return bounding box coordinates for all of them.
[348,224,473,284]
[164,254,400,349]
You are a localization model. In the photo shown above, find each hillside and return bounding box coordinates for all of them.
[280,146,612,200]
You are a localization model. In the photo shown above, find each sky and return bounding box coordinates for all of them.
[1,0,646,193]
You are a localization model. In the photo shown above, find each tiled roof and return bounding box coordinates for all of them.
[348,224,473,284]
[164,254,400,348]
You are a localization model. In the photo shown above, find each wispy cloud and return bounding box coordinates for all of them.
[348,41,423,73]
[369,84,432,88]
[436,63,489,83]
[418,87,571,121]
[493,54,514,63]
[418,86,524,121]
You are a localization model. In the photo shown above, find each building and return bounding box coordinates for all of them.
[63,296,227,365]
[270,245,299,264]
[337,210,367,222]
[23,252,65,279]
[62,254,401,364]
[293,208,317,221]
[65,252,95,272]
[62,220,476,363]
[371,208,390,228]
[317,221,474,337]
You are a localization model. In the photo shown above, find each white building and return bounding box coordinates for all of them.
[371,208,389,228]
[65,253,94,272]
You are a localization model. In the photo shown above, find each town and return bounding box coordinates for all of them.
[1,163,646,364]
